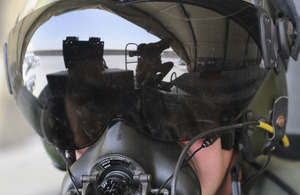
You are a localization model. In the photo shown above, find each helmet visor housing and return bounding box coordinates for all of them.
[8,0,270,149]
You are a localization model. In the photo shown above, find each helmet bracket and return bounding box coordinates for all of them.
[270,0,300,60]
[276,16,294,59]
[258,9,277,70]
[262,96,288,154]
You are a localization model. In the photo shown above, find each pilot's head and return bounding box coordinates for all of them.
[4,0,299,194]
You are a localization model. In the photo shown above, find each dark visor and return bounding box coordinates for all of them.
[8,0,270,149]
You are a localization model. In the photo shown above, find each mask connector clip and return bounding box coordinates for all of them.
[262,96,289,154]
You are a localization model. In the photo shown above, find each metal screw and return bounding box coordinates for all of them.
[269,58,274,64]
[271,146,276,151]
[245,110,254,120]
[276,115,285,128]
[247,128,254,137]
[264,17,270,24]
[274,62,280,74]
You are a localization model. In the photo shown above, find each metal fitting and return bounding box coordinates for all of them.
[276,115,285,128]
[247,128,255,137]
[245,110,254,120]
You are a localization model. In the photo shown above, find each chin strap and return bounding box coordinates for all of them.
[270,0,300,60]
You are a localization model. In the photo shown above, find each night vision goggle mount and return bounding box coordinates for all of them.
[254,0,300,72]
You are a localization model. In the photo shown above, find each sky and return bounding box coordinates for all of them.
[30,8,159,51]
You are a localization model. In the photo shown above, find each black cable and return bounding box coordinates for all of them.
[65,151,81,195]
[242,153,272,192]
[243,154,271,190]
[156,133,221,194]
[155,145,206,195]
[170,121,259,195]
[245,157,298,195]
[156,133,220,194]
[155,146,203,195]
[67,165,81,195]
[185,146,203,163]
[155,175,173,195]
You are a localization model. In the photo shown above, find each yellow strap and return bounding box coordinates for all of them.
[257,121,290,147]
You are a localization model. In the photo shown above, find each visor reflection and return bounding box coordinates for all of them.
[19,2,268,149]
